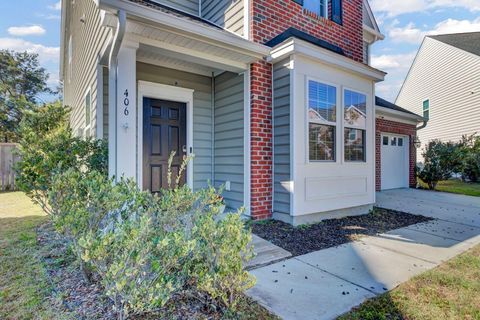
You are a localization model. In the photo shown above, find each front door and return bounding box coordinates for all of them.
[143,98,187,192]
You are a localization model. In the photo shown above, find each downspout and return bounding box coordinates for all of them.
[108,10,126,179]
[416,119,428,131]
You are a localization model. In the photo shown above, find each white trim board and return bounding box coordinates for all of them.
[137,81,195,190]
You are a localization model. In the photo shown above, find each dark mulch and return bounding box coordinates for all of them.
[251,207,432,257]
[36,223,277,320]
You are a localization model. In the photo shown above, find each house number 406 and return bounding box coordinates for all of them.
[123,89,130,116]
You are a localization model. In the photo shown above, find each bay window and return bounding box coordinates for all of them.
[308,80,337,161]
[344,89,366,162]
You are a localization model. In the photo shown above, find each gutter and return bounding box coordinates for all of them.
[108,10,127,179]
[416,119,428,131]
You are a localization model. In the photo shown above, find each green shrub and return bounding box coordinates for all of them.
[418,140,449,190]
[48,155,254,319]
[459,135,480,182]
[15,102,107,214]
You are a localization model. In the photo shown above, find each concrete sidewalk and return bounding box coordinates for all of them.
[247,189,480,320]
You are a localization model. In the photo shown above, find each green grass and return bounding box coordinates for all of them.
[418,179,480,197]
[0,192,69,320]
[339,244,480,320]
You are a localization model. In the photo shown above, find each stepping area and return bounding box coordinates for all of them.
[247,189,480,320]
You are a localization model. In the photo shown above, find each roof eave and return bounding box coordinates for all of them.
[96,0,270,59]
[375,105,424,123]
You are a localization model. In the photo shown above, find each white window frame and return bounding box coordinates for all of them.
[303,0,328,18]
[343,87,368,163]
[306,77,339,163]
[84,87,92,137]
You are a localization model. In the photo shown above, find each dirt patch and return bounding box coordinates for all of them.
[251,207,432,257]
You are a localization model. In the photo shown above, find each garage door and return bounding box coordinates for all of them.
[381,134,409,190]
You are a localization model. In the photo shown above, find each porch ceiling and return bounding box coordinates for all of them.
[126,20,258,73]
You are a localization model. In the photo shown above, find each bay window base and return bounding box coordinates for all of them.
[273,204,374,227]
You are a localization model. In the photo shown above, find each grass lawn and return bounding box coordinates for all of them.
[339,244,480,320]
[0,192,70,319]
[418,179,480,197]
[0,191,276,319]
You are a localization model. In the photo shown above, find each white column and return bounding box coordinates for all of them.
[113,41,139,180]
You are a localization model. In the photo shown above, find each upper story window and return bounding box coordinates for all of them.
[423,99,430,120]
[344,89,367,162]
[308,80,337,161]
[303,0,327,18]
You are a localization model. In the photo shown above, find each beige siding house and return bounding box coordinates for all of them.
[396,32,480,160]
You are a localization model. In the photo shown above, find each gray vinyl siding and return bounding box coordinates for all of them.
[102,67,109,141]
[201,0,244,36]
[214,72,244,210]
[63,0,111,137]
[151,0,200,15]
[137,62,213,191]
[396,37,480,160]
[273,60,291,215]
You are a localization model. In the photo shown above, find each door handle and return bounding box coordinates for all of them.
[182,145,187,154]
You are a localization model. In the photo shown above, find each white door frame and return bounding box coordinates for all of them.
[380,133,409,190]
[137,80,194,190]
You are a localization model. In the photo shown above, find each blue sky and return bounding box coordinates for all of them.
[0,0,479,102]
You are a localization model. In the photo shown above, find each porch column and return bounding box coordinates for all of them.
[250,60,273,220]
[109,40,139,180]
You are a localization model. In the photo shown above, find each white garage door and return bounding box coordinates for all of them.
[381,134,409,190]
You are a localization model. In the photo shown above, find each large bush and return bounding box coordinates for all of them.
[15,102,107,214]
[48,155,254,319]
[459,135,480,182]
[417,140,449,189]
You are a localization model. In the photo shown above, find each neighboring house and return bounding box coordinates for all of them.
[396,32,480,160]
[60,0,423,225]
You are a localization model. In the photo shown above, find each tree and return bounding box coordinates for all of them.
[0,50,53,142]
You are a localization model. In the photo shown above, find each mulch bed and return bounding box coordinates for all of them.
[35,223,275,320]
[251,207,432,257]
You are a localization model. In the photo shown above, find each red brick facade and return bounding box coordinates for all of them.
[375,118,417,191]
[251,0,364,62]
[248,0,365,219]
[250,61,273,220]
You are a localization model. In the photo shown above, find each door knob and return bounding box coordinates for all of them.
[182,145,187,154]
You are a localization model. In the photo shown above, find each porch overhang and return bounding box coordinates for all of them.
[375,106,424,125]
[268,37,386,82]
[97,0,270,73]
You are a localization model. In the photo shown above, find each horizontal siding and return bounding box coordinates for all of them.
[201,0,244,36]
[64,0,111,138]
[396,37,480,160]
[137,62,213,191]
[214,72,244,210]
[150,0,199,15]
[273,60,291,215]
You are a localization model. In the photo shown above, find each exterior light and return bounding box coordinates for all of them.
[413,136,421,148]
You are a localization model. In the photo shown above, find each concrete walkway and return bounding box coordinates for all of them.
[247,189,480,320]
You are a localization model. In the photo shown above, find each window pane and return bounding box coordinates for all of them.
[423,109,429,120]
[423,99,429,111]
[398,138,403,147]
[345,128,365,162]
[309,123,335,161]
[304,0,326,17]
[308,80,336,123]
[391,137,397,146]
[383,136,389,145]
[344,90,366,128]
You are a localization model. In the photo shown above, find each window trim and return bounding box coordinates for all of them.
[306,77,340,163]
[342,87,368,163]
[84,87,92,137]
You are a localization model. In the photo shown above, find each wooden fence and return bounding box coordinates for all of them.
[0,143,19,191]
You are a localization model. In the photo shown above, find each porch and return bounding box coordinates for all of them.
[99,5,270,212]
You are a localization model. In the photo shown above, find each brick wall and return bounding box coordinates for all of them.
[251,0,364,62]
[376,118,417,191]
[250,61,273,220]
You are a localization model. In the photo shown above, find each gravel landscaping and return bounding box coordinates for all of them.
[251,207,432,257]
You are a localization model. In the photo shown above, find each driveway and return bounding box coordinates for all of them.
[247,189,480,320]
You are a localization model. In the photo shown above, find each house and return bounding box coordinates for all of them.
[396,32,480,160]
[60,0,423,225]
